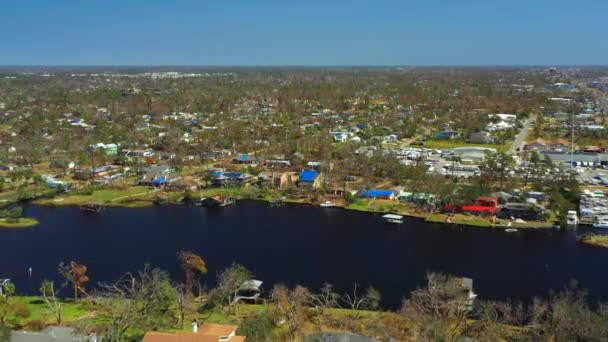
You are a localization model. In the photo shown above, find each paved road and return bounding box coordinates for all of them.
[507,114,536,155]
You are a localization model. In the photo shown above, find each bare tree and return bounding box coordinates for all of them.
[340,283,381,319]
[271,284,309,341]
[308,283,339,318]
[40,279,62,324]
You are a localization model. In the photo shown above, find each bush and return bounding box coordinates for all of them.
[237,310,275,342]
[24,319,46,330]
[13,301,30,319]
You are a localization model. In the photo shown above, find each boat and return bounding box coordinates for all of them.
[505,228,518,233]
[566,210,579,226]
[593,215,608,229]
[197,195,235,207]
[269,197,285,208]
[382,214,404,224]
[320,201,336,208]
[194,197,207,206]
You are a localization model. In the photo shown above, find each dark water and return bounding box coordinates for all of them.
[2,201,608,309]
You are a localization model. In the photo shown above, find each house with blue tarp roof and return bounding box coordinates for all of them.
[360,189,395,200]
[233,154,261,165]
[298,170,322,189]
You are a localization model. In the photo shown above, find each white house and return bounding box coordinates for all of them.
[489,114,517,123]
[486,121,513,132]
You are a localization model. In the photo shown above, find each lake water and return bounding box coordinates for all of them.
[2,201,608,309]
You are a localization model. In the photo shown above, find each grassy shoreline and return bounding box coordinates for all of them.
[0,217,39,228]
[580,234,608,248]
[28,187,555,229]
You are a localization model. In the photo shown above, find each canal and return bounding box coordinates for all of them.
[1,201,607,309]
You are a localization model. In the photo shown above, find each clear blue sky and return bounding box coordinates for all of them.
[1,0,606,66]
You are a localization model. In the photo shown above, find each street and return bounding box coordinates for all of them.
[507,114,536,155]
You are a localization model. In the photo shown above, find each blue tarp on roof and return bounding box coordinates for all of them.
[237,155,248,162]
[153,176,166,185]
[210,171,222,177]
[360,190,394,198]
[299,170,319,182]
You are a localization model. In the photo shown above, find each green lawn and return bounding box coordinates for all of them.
[4,296,90,328]
[34,187,153,206]
[423,139,510,153]
[426,213,493,227]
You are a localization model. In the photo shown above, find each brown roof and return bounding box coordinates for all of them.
[199,323,238,337]
[526,138,546,145]
[230,336,246,342]
[548,138,569,146]
[142,332,231,342]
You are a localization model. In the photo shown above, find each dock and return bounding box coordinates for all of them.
[80,202,105,212]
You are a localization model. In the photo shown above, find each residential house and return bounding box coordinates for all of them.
[497,203,547,221]
[258,171,282,188]
[486,120,513,132]
[435,130,459,139]
[90,143,119,155]
[489,114,517,123]
[211,171,254,187]
[524,138,547,151]
[139,164,180,187]
[524,138,570,152]
[298,170,322,189]
[166,176,201,191]
[360,190,395,200]
[233,154,261,165]
[142,323,246,342]
[264,159,291,168]
[74,165,120,180]
[468,132,495,144]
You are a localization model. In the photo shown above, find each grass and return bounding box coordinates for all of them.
[34,187,154,207]
[0,217,39,228]
[4,296,90,328]
[426,213,493,227]
[423,139,510,153]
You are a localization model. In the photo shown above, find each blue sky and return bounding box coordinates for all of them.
[0,0,606,65]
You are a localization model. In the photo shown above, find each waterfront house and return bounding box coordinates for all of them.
[143,323,245,342]
[497,203,547,221]
[360,189,395,200]
[258,171,282,188]
[298,170,322,189]
[211,171,254,187]
[74,165,120,180]
[139,164,180,187]
[166,176,201,191]
[445,196,498,215]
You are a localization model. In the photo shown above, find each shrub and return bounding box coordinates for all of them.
[13,301,30,319]
[24,319,46,330]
